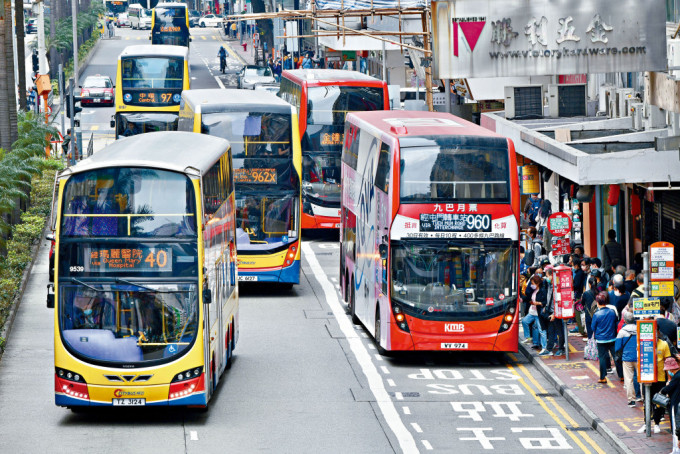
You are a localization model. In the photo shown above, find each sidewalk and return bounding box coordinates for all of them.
[221,31,255,66]
[520,326,673,454]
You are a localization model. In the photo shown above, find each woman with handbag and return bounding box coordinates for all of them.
[661,357,680,453]
[582,278,600,361]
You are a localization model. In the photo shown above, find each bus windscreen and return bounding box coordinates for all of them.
[391,239,516,319]
[60,168,197,237]
[121,56,184,106]
[399,137,510,203]
[304,86,384,153]
[152,6,189,46]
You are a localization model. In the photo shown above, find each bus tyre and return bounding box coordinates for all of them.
[374,306,389,356]
[348,278,360,325]
[280,282,294,290]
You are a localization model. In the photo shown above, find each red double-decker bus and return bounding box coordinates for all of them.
[279,69,389,229]
[340,111,520,354]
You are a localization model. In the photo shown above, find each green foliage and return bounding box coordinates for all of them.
[0,169,57,336]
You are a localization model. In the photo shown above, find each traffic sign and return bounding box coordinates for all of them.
[650,241,674,280]
[637,320,657,383]
[650,281,674,297]
[551,237,571,256]
[547,212,572,237]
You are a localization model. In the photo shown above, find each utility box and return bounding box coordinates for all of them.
[548,84,587,118]
[504,85,543,120]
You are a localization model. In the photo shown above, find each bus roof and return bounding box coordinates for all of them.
[119,44,189,58]
[283,69,385,86]
[64,132,230,177]
[154,2,187,8]
[346,111,502,140]
[182,89,293,115]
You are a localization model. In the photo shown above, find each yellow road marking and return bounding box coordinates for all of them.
[505,362,592,454]
[212,36,217,40]
[125,37,130,40]
[90,125,99,131]
[202,36,207,40]
[617,421,631,432]
[569,343,578,353]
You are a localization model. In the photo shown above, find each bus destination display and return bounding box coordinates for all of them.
[419,213,491,232]
[84,246,173,273]
[122,90,181,106]
[234,168,277,184]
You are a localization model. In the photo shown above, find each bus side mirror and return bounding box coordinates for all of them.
[110,116,115,128]
[46,284,54,308]
[379,244,388,260]
[46,233,54,241]
[202,288,212,305]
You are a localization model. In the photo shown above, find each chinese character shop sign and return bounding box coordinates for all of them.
[431,0,666,79]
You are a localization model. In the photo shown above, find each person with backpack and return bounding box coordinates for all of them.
[615,311,639,406]
[525,226,543,267]
[523,193,542,227]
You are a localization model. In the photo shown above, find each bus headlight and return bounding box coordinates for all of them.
[498,301,518,334]
[56,368,86,383]
[392,303,410,332]
[172,366,204,383]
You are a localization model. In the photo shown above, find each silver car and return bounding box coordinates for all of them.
[238,65,276,90]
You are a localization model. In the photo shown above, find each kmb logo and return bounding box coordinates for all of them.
[444,323,465,333]
[452,17,486,57]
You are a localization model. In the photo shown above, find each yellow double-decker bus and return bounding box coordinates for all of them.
[151,2,190,47]
[178,89,302,287]
[111,45,190,139]
[47,132,238,409]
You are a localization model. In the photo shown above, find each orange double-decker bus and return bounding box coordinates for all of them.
[340,111,521,354]
[279,69,389,229]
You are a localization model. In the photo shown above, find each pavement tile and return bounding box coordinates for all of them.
[522,327,673,453]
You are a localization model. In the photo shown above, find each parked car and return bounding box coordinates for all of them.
[189,10,200,27]
[238,65,276,89]
[198,13,222,28]
[116,12,130,27]
[80,75,115,107]
[25,18,37,34]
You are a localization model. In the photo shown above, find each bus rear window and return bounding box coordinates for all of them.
[61,168,197,237]
[399,137,510,203]
[307,86,384,126]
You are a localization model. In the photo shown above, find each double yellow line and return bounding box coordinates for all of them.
[506,353,606,454]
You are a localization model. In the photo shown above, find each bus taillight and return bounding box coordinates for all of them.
[285,243,298,265]
[55,369,89,400]
[169,366,204,399]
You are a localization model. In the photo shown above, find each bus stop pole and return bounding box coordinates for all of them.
[643,251,651,437]
[564,320,569,361]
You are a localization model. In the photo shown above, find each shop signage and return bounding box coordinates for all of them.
[521,165,539,194]
[547,212,572,237]
[637,320,657,383]
[632,297,661,318]
[551,237,571,256]
[431,0,666,79]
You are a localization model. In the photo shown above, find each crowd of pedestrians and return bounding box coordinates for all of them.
[519,198,680,450]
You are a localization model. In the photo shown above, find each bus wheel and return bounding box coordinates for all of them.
[347,277,360,324]
[225,324,233,370]
[374,306,388,356]
[280,282,294,291]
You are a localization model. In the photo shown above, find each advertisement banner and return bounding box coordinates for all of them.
[521,165,539,194]
[432,0,667,79]
[637,320,657,383]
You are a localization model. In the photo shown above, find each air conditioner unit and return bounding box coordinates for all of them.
[605,87,618,118]
[630,102,644,130]
[643,103,666,130]
[548,84,587,118]
[504,85,543,120]
[668,39,680,79]
[598,84,614,114]
[617,88,634,117]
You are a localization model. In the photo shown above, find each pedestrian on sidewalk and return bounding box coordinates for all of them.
[570,258,587,336]
[661,357,680,453]
[544,266,566,356]
[616,311,638,406]
[521,274,549,355]
[523,193,542,227]
[602,229,625,271]
[591,291,622,384]
[638,323,673,434]
[609,274,630,320]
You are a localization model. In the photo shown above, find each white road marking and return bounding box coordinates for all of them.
[303,243,418,453]
[387,379,396,387]
[367,344,375,350]
[421,440,433,450]
[395,392,404,400]
[381,366,390,375]
[330,277,338,282]
[214,76,225,89]
[402,406,411,415]
[374,354,383,362]
[411,423,423,433]
[190,431,198,441]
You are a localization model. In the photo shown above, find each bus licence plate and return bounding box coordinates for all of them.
[441,343,468,349]
[238,276,258,282]
[112,398,146,406]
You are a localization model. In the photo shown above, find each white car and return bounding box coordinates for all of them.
[238,66,276,89]
[199,14,223,28]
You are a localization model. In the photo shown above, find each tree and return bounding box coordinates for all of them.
[0,0,19,151]
[15,0,26,110]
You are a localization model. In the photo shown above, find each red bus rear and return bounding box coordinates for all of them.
[340,111,521,353]
[279,70,389,229]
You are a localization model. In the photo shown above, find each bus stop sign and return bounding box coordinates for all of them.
[547,212,572,237]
